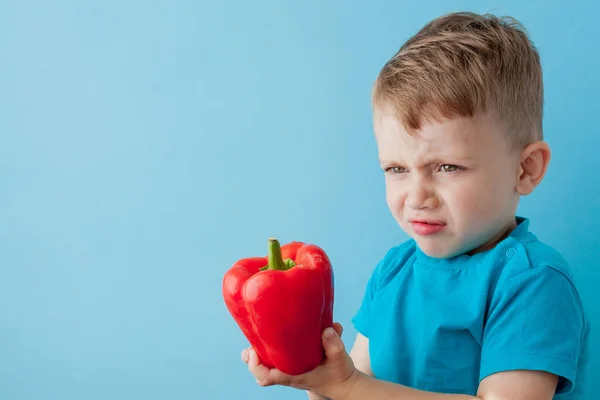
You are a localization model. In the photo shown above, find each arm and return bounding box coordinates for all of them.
[338,267,581,400]
[348,332,372,376]
[342,370,558,400]
[305,331,558,400]
[248,321,561,400]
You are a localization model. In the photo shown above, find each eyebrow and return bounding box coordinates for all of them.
[379,155,474,166]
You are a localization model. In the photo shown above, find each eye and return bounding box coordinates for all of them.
[384,166,407,174]
[439,164,462,173]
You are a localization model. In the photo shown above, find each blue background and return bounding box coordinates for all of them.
[1,0,598,399]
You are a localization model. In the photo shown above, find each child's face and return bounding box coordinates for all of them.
[374,108,521,258]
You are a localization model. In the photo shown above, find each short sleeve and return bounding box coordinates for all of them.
[480,266,586,394]
[351,258,385,338]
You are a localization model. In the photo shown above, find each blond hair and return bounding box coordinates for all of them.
[373,12,543,148]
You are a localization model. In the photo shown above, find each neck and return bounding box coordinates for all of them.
[467,217,518,255]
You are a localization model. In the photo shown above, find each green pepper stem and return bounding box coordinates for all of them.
[267,237,286,270]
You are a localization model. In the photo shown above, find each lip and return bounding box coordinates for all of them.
[409,220,447,235]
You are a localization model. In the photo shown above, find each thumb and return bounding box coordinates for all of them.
[322,327,346,360]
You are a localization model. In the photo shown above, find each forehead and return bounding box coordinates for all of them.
[373,109,508,160]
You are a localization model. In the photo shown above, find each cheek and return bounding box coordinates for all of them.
[385,181,404,210]
[448,177,496,219]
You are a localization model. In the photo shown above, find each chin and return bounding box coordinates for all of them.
[415,240,459,259]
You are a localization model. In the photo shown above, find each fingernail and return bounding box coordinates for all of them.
[324,327,335,338]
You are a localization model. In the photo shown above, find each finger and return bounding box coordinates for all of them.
[241,348,250,364]
[268,368,295,387]
[248,349,296,387]
[332,322,343,337]
[322,327,346,360]
[247,349,273,386]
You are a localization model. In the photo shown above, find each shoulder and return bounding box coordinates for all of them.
[371,239,417,284]
[490,219,578,288]
[519,236,572,278]
[482,230,590,395]
[351,239,418,337]
[489,225,587,331]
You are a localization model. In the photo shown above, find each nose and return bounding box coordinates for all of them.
[406,179,439,210]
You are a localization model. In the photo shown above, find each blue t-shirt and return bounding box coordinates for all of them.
[352,217,589,398]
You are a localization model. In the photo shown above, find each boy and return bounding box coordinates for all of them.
[241,11,589,400]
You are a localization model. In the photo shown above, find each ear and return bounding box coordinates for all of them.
[516,141,551,195]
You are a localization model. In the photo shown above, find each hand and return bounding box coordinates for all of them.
[241,322,360,400]
[307,391,329,400]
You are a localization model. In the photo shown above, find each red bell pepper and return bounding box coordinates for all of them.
[222,237,334,375]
